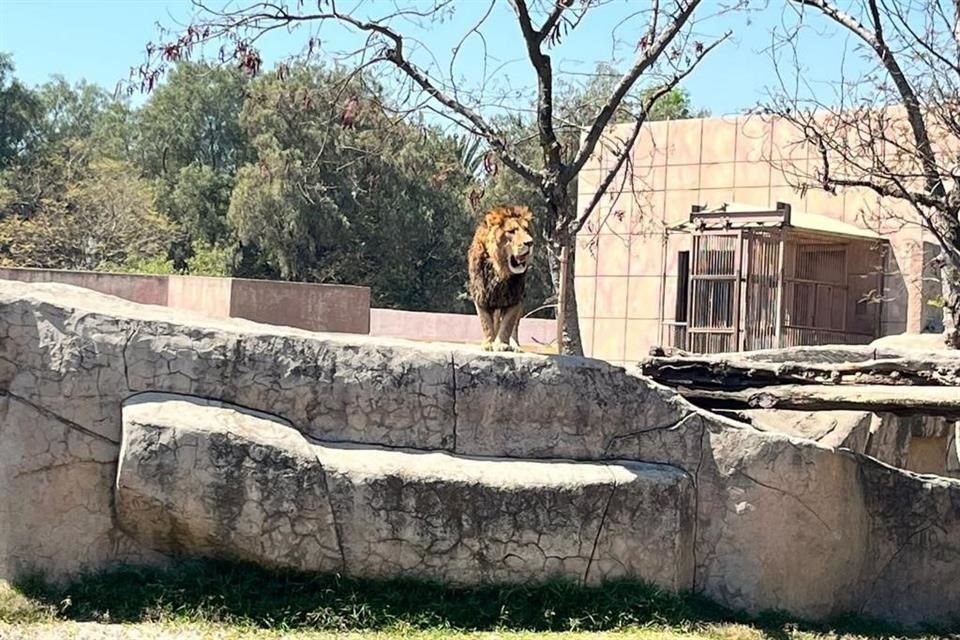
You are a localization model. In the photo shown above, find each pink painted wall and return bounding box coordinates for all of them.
[0,267,555,347]
[230,278,370,334]
[0,267,169,306]
[369,308,556,349]
[167,275,232,318]
[0,268,370,335]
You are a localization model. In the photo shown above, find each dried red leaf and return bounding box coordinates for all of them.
[469,189,484,211]
[340,96,359,128]
[483,151,498,176]
[162,44,181,61]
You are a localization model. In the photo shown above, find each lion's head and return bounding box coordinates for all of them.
[483,205,534,277]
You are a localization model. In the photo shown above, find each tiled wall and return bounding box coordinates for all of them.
[574,114,933,366]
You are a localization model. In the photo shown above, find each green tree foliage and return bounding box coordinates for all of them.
[186,240,233,276]
[137,62,252,266]
[0,64,173,272]
[0,72,140,219]
[36,77,112,146]
[138,62,251,176]
[0,157,173,270]
[0,53,42,171]
[0,52,705,315]
[229,65,476,311]
[158,162,235,266]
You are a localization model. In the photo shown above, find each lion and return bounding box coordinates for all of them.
[467,205,535,352]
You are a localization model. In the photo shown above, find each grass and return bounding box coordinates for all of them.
[1,559,955,639]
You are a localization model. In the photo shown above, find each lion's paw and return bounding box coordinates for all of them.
[489,339,512,352]
[480,339,495,351]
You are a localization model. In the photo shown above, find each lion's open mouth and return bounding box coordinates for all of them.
[508,252,530,275]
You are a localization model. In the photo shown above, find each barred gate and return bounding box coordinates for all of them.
[742,229,782,351]
[686,230,783,353]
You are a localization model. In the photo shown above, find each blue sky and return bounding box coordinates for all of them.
[0,0,860,116]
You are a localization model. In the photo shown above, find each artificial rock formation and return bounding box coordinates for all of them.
[642,345,960,479]
[1,279,959,628]
[117,393,693,588]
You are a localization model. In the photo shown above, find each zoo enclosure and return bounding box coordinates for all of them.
[661,202,888,354]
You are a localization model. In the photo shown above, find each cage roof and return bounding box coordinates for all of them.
[667,201,885,241]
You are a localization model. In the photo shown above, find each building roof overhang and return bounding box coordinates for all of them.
[666,201,887,243]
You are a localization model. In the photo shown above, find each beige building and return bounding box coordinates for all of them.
[574,114,942,366]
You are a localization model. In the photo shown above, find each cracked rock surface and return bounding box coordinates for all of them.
[117,393,343,574]
[1,280,959,628]
[117,393,694,590]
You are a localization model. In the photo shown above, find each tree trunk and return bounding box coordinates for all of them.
[943,260,960,349]
[547,234,584,356]
[541,176,584,356]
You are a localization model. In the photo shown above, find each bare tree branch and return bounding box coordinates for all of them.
[568,0,703,181]
[574,32,730,235]
[177,1,543,184]
[880,0,960,77]
[954,0,960,47]
[326,2,542,184]
[791,0,944,197]
[538,0,575,44]
[511,0,565,187]
[765,0,960,347]
[140,0,723,356]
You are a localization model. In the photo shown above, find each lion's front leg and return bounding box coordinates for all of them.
[488,308,507,351]
[475,302,497,350]
[493,304,523,352]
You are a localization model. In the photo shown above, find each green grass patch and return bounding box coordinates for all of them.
[3,559,955,638]
[0,578,57,624]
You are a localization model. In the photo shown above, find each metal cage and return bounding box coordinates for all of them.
[660,202,887,354]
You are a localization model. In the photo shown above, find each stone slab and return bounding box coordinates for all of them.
[116,393,695,590]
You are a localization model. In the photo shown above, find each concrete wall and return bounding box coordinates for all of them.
[167,275,232,318]
[369,308,555,349]
[231,278,370,334]
[4,279,959,629]
[0,267,549,347]
[575,113,936,366]
[908,436,951,476]
[0,268,370,335]
[0,267,168,307]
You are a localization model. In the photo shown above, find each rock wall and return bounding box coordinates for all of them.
[1,280,959,628]
[741,409,960,479]
[117,393,694,589]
